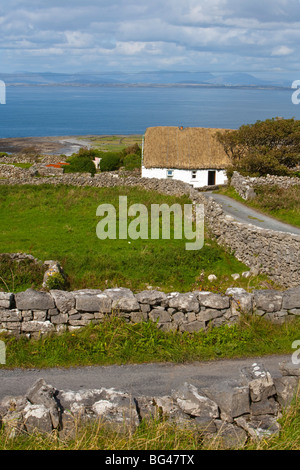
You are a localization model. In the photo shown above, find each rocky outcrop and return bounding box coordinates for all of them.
[1,361,299,448]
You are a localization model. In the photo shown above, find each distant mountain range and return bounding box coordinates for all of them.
[0,71,291,88]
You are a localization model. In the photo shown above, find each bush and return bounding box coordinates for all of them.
[44,272,66,290]
[99,152,122,172]
[64,156,96,176]
[123,153,141,171]
[217,118,300,176]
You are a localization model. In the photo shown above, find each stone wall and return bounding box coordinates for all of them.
[0,172,197,198]
[231,171,300,200]
[203,196,300,288]
[1,286,300,338]
[1,361,300,447]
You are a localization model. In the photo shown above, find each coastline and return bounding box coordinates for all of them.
[0,135,125,156]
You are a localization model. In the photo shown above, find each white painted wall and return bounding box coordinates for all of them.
[141,166,227,188]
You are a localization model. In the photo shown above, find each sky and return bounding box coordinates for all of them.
[0,0,300,78]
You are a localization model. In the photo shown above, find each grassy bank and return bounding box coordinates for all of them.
[1,314,298,369]
[218,185,300,228]
[0,184,274,294]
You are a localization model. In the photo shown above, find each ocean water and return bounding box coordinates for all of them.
[0,85,299,138]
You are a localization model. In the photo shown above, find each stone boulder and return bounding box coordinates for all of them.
[15,289,55,311]
[103,288,140,312]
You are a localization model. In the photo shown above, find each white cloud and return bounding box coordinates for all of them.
[0,0,299,73]
[271,45,294,56]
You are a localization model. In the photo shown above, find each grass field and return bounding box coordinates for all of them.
[79,135,143,153]
[218,185,300,228]
[0,184,275,294]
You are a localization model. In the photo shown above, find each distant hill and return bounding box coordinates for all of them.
[1,71,290,87]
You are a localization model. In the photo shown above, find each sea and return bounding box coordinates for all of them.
[0,85,299,138]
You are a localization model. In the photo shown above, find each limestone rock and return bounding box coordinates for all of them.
[26,378,60,429]
[50,290,75,313]
[172,383,219,420]
[240,363,276,402]
[235,415,280,440]
[103,288,140,312]
[279,361,300,377]
[168,293,200,313]
[273,376,300,407]
[253,290,283,313]
[0,292,14,309]
[135,290,167,306]
[15,289,55,311]
[23,403,53,434]
[198,293,230,310]
[282,286,300,310]
[203,380,250,423]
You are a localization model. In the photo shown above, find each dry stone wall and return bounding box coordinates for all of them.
[1,286,300,338]
[203,196,300,288]
[231,171,300,200]
[1,361,300,448]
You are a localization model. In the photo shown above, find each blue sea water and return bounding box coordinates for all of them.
[0,85,299,138]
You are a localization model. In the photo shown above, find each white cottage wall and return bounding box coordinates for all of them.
[141,166,227,188]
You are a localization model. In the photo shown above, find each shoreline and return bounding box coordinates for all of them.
[0,134,140,156]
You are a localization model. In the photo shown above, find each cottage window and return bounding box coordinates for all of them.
[167,170,174,178]
[191,170,197,179]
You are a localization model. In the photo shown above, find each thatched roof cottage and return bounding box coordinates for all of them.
[142,126,231,188]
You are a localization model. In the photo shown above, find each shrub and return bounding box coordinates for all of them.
[64,156,96,176]
[44,272,66,290]
[99,152,122,172]
[217,118,300,176]
[123,153,141,171]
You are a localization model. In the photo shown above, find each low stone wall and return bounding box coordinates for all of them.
[0,163,29,179]
[0,172,197,198]
[231,171,300,200]
[1,361,299,447]
[1,286,300,338]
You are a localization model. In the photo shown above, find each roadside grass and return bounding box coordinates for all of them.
[1,314,298,369]
[0,184,275,294]
[217,185,300,228]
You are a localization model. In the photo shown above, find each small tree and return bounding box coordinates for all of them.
[216,118,300,176]
[123,153,141,171]
[99,152,122,172]
[64,155,96,176]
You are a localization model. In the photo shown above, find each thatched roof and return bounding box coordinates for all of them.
[143,126,231,170]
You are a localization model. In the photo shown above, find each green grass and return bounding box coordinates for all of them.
[79,135,143,153]
[218,185,300,228]
[0,184,274,294]
[1,314,299,369]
